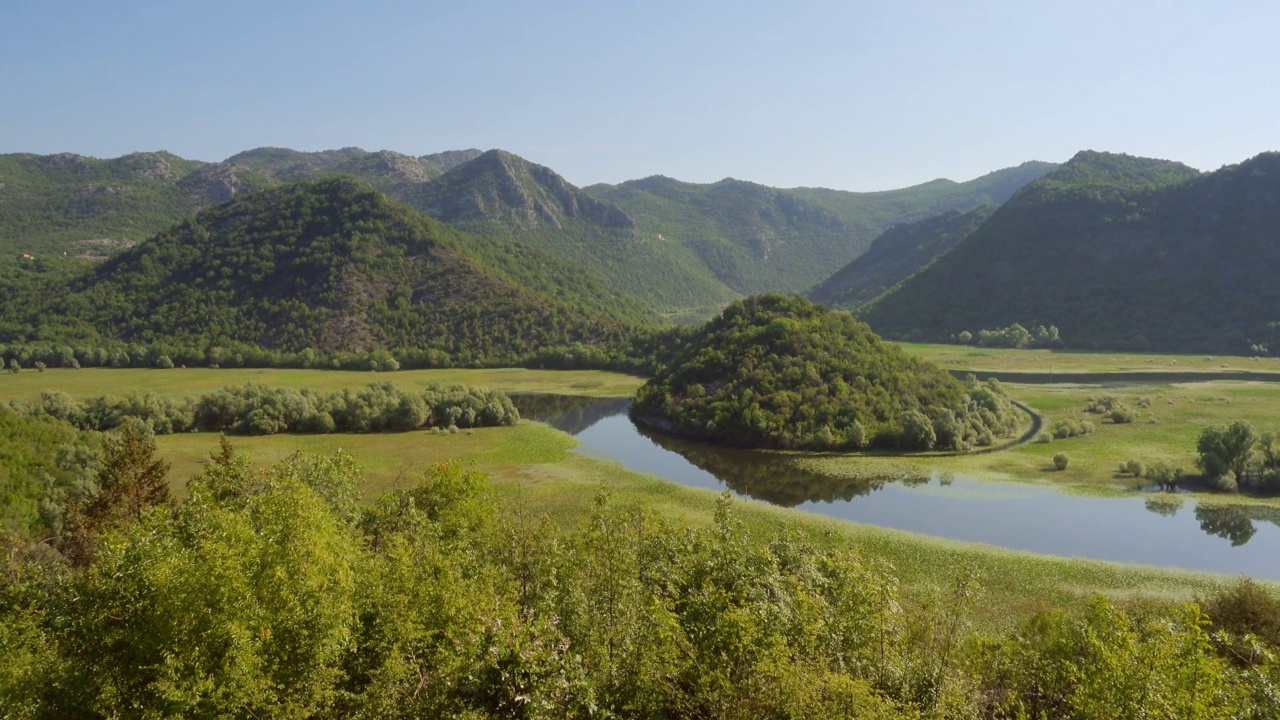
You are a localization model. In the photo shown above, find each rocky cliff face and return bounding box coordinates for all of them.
[415,150,635,232]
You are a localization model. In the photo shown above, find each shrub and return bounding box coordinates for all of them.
[1035,431,1052,444]
[1110,407,1135,424]
[1053,453,1070,471]
[1200,578,1280,663]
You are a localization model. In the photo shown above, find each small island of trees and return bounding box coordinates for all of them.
[631,294,1022,451]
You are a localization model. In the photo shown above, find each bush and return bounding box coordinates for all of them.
[1110,407,1136,424]
[1121,459,1145,477]
[1035,431,1052,444]
[1053,453,1070,471]
[1200,578,1280,663]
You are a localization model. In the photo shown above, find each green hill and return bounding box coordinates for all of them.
[808,205,995,308]
[631,294,1019,451]
[860,150,1280,353]
[585,161,1057,305]
[0,151,272,257]
[16,179,656,361]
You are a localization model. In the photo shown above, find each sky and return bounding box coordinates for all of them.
[2,0,1277,191]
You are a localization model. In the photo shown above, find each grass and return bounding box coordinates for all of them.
[898,342,1280,375]
[0,366,646,403]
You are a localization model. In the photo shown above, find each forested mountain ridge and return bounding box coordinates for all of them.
[407,150,740,311]
[585,160,1058,302]
[11,178,656,361]
[860,150,1280,353]
[0,151,273,256]
[2,146,1055,315]
[807,205,995,309]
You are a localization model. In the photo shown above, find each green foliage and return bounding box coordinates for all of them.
[632,294,1020,450]
[10,381,519,436]
[1197,420,1257,481]
[2,448,1274,717]
[60,423,171,566]
[1199,578,1280,665]
[1053,452,1070,471]
[0,406,100,539]
[1053,417,1096,439]
[863,151,1280,354]
[974,323,1062,349]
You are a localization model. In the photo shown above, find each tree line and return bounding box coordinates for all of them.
[10,382,519,437]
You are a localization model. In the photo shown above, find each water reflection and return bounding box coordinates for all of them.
[510,393,631,436]
[634,424,928,507]
[522,395,1280,577]
[1191,503,1280,547]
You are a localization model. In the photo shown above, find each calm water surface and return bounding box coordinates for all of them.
[513,394,1280,580]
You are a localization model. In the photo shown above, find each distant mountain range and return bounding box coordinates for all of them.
[852,150,1280,353]
[9,142,1280,355]
[0,147,1056,314]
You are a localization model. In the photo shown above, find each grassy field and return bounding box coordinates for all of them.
[794,380,1280,505]
[0,366,645,402]
[159,423,1237,629]
[898,342,1280,375]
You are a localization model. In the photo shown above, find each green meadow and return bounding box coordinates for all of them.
[898,341,1280,375]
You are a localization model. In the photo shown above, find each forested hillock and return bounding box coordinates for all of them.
[9,179,656,363]
[632,294,1020,450]
[862,151,1280,353]
[808,205,994,308]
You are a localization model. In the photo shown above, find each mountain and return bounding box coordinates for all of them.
[808,205,995,309]
[1,146,1056,316]
[787,161,1060,235]
[20,179,655,360]
[409,150,739,313]
[860,150,1280,353]
[585,161,1058,304]
[0,151,271,257]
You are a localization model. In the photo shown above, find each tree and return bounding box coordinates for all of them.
[61,423,171,565]
[6,358,18,374]
[1197,421,1257,483]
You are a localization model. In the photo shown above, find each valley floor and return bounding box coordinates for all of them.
[4,361,1275,628]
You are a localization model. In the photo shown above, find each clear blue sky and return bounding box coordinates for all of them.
[3,1,1276,190]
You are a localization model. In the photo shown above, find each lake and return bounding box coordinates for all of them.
[513,394,1280,580]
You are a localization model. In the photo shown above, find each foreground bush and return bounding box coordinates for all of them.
[2,446,1277,717]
